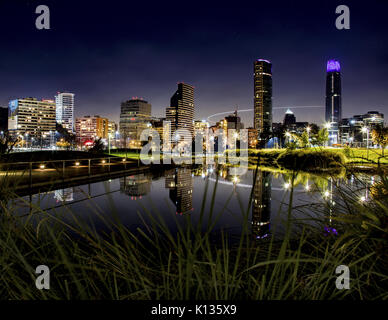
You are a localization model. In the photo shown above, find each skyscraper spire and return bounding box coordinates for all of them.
[325,59,342,145]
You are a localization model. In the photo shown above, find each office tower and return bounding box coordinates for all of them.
[120,98,152,149]
[0,106,8,132]
[108,120,117,136]
[75,115,109,145]
[252,170,272,239]
[339,110,384,146]
[283,109,308,135]
[283,109,296,126]
[325,59,342,145]
[254,59,272,147]
[165,167,193,214]
[55,92,75,133]
[8,98,56,144]
[166,82,195,146]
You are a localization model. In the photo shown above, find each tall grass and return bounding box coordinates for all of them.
[0,161,387,300]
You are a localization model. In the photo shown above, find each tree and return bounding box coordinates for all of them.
[88,137,105,154]
[371,126,388,156]
[313,128,329,147]
[300,131,309,148]
[0,131,20,155]
[56,122,76,150]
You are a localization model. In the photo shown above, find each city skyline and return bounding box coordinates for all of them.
[0,0,387,126]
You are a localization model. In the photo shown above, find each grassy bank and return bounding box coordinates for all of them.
[0,166,387,300]
[248,147,387,172]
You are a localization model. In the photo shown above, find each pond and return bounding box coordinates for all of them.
[7,165,376,240]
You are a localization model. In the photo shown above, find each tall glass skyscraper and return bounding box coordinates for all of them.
[325,59,342,145]
[254,59,272,147]
[166,82,195,147]
[55,92,75,133]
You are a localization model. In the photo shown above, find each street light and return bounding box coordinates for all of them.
[306,126,311,147]
[362,126,369,159]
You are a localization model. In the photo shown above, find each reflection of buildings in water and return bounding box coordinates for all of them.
[252,171,272,239]
[120,174,151,198]
[53,188,74,202]
[165,167,193,214]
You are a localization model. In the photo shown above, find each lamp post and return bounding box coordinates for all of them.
[362,126,369,160]
[306,126,311,148]
[324,122,331,147]
[108,132,113,154]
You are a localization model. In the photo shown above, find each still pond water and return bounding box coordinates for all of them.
[9,165,374,240]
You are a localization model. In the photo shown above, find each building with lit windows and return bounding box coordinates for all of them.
[166,83,195,148]
[8,98,56,145]
[340,110,384,146]
[55,92,75,133]
[254,59,272,147]
[119,98,152,149]
[75,115,109,145]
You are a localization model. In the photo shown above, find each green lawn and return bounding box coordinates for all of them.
[331,147,387,164]
[108,147,388,166]
[108,151,141,160]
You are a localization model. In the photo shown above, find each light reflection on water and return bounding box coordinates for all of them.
[9,166,376,240]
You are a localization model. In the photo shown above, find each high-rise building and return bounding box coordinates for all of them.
[55,92,75,133]
[8,98,56,144]
[254,59,272,147]
[0,106,8,132]
[119,98,152,149]
[283,109,296,126]
[108,120,117,136]
[325,59,342,145]
[166,82,195,147]
[75,115,109,145]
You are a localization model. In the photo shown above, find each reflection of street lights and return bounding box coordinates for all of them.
[362,126,369,160]
[108,133,112,154]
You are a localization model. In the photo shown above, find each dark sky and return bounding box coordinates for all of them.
[0,0,387,126]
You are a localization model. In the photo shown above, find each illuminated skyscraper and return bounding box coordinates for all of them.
[166,82,195,147]
[55,92,75,133]
[254,59,272,147]
[325,59,342,145]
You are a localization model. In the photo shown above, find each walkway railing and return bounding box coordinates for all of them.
[0,156,141,190]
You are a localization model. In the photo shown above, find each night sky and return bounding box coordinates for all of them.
[0,0,387,126]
